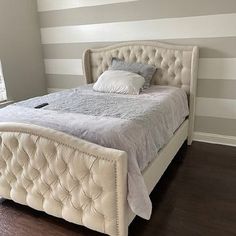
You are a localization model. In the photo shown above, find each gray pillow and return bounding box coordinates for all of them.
[109,58,156,89]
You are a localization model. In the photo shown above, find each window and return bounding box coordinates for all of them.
[0,60,7,102]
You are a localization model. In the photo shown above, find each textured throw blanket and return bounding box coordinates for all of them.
[0,85,189,219]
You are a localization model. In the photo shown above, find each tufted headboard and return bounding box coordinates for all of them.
[82,41,199,144]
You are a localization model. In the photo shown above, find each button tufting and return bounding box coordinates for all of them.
[0,49,192,233]
[158,56,163,61]
[11,137,19,148]
[0,159,6,168]
[87,197,93,205]
[89,46,192,95]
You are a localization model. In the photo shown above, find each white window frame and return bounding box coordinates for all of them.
[0,60,7,102]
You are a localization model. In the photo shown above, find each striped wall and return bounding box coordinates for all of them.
[37,0,236,146]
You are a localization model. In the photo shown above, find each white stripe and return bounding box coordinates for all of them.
[41,13,236,44]
[37,0,137,12]
[193,132,236,147]
[44,57,236,82]
[199,58,236,80]
[44,59,83,75]
[47,88,66,93]
[196,97,236,119]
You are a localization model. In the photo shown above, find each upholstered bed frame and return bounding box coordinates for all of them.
[0,41,199,236]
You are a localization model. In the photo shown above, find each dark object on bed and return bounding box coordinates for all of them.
[34,103,49,109]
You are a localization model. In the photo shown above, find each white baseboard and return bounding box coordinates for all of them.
[193,132,236,147]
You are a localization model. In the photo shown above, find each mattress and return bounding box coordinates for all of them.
[0,85,189,219]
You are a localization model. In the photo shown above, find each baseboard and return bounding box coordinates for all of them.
[193,132,236,147]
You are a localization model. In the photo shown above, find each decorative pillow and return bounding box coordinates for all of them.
[93,70,145,95]
[109,58,156,89]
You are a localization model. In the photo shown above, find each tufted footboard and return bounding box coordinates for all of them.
[0,123,128,236]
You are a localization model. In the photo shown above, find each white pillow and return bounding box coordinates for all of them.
[93,70,145,95]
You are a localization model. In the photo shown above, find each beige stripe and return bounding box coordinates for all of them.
[39,0,236,27]
[195,116,236,137]
[42,37,236,59]
[42,42,114,59]
[197,79,236,99]
[47,74,86,89]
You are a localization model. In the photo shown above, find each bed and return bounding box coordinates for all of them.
[0,41,199,236]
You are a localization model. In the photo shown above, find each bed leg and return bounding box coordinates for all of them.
[123,222,128,236]
[187,134,193,146]
[110,225,128,236]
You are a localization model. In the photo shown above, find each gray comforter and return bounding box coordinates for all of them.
[0,85,189,219]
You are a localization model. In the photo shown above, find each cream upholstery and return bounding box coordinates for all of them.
[83,41,198,94]
[83,41,199,144]
[0,41,199,236]
[0,123,128,236]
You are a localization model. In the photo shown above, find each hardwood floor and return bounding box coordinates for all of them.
[0,141,235,236]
